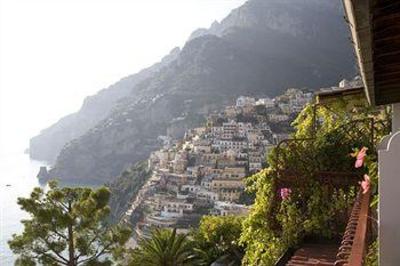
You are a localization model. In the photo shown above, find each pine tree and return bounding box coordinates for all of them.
[8,181,131,266]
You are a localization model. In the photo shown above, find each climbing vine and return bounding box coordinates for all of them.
[240,97,390,265]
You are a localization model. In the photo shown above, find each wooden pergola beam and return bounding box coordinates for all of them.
[343,0,400,106]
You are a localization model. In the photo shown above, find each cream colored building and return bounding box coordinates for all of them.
[211,179,244,192]
[222,167,246,179]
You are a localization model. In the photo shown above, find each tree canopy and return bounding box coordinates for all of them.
[8,181,131,266]
[191,215,244,266]
[128,216,245,266]
[128,228,193,266]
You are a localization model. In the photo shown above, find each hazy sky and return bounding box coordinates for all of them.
[0,0,247,154]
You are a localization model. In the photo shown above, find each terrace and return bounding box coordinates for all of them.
[273,100,388,265]
[275,1,400,264]
[343,0,400,264]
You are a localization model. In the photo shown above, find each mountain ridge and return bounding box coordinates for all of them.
[29,47,181,163]
[31,0,356,181]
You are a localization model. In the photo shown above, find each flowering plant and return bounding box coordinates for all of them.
[241,101,390,265]
[361,174,371,194]
[351,146,371,194]
[354,147,368,168]
[280,188,292,200]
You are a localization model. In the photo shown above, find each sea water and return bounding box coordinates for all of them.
[0,151,46,265]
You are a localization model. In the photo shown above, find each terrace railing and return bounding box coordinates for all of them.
[335,188,372,266]
[274,103,390,191]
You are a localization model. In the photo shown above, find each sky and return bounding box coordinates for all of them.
[0,0,247,154]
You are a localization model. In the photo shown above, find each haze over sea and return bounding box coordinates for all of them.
[0,2,246,264]
[0,148,46,265]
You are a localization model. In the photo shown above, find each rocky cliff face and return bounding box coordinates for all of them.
[34,0,356,182]
[108,161,151,222]
[190,0,344,40]
[29,48,180,163]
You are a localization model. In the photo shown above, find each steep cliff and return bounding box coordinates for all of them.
[35,0,355,181]
[29,48,180,163]
[108,161,151,222]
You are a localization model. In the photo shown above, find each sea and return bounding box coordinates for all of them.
[0,151,47,265]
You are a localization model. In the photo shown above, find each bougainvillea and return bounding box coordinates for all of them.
[279,188,292,200]
[355,147,368,168]
[351,145,381,265]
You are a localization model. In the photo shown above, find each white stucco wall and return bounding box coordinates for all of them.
[379,103,400,265]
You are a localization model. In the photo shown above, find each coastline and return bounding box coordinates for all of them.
[0,152,103,265]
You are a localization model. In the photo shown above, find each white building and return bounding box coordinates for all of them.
[236,96,256,107]
[256,97,275,108]
[212,201,250,216]
[268,114,289,123]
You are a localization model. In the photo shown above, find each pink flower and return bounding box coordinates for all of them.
[280,188,292,200]
[355,147,368,168]
[360,174,371,194]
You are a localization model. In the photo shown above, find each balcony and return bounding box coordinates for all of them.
[272,102,387,265]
